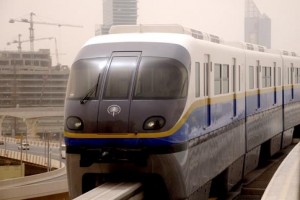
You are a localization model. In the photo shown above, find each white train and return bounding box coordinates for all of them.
[64,24,300,199]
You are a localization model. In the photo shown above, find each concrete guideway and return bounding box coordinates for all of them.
[0,136,60,149]
[0,148,61,169]
[0,107,64,119]
[0,179,67,200]
[262,141,300,200]
[74,182,143,200]
[0,107,64,137]
[0,149,68,200]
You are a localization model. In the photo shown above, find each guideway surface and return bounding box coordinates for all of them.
[262,140,300,200]
[0,147,68,200]
[74,182,143,200]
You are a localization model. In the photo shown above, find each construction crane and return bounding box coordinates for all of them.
[7,34,23,52]
[7,35,61,66]
[9,12,83,51]
[7,34,52,52]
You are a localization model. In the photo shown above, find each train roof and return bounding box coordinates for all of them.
[109,24,224,44]
[226,41,298,56]
[85,24,298,57]
[83,24,226,48]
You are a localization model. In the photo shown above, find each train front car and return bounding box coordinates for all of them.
[64,32,191,199]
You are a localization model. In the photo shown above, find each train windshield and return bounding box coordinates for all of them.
[134,57,188,99]
[103,56,138,99]
[67,58,108,99]
[67,57,188,100]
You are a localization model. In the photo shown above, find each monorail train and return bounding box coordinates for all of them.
[64,24,300,199]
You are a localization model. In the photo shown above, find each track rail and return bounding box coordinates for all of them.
[74,182,143,200]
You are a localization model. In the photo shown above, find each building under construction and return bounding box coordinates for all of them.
[0,49,69,138]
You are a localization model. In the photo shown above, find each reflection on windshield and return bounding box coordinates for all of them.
[67,58,108,99]
[67,57,188,100]
[134,57,188,99]
[103,56,138,99]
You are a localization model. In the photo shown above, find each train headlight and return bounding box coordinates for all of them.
[143,116,165,130]
[66,116,83,130]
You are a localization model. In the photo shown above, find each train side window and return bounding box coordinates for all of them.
[262,67,266,87]
[249,66,254,89]
[222,64,229,93]
[238,65,241,91]
[232,62,236,92]
[294,68,296,83]
[232,59,240,92]
[296,68,298,83]
[262,66,271,88]
[291,63,294,84]
[295,68,298,83]
[287,67,290,84]
[204,62,209,96]
[277,67,281,85]
[214,63,222,95]
[298,68,300,84]
[195,62,200,97]
[267,67,271,87]
[296,68,300,83]
[256,65,260,89]
[214,63,230,94]
[273,63,276,86]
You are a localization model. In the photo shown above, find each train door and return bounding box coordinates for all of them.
[204,54,211,127]
[232,58,237,117]
[273,62,277,105]
[256,60,261,109]
[291,63,294,100]
[97,52,141,133]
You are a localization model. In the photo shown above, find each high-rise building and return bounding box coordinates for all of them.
[0,49,69,137]
[99,0,137,35]
[245,0,271,48]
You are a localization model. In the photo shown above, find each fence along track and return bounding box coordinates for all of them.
[74,182,143,200]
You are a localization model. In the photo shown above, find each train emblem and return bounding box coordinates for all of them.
[107,105,121,117]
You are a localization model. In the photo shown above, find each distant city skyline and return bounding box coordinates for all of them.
[100,0,137,35]
[245,0,271,48]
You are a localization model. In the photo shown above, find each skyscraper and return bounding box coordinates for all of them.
[245,0,271,48]
[100,0,137,35]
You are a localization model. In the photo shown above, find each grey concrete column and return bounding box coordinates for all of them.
[24,118,38,137]
[0,115,6,136]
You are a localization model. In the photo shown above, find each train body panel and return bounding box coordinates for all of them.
[246,106,283,151]
[187,119,245,196]
[64,25,300,199]
[284,101,300,130]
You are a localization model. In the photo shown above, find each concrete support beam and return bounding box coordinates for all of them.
[0,116,6,136]
[24,118,38,137]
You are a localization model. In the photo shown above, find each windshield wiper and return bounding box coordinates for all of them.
[80,84,98,104]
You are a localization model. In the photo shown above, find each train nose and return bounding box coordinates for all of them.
[98,101,131,133]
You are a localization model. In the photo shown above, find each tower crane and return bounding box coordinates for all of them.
[7,34,23,52]
[7,35,61,66]
[9,12,83,51]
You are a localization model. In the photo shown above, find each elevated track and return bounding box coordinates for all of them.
[0,148,68,200]
[0,140,299,199]
[74,182,143,200]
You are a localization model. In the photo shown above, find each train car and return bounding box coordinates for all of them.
[280,52,300,148]
[64,24,300,199]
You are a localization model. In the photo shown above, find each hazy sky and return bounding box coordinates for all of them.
[1,0,300,66]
